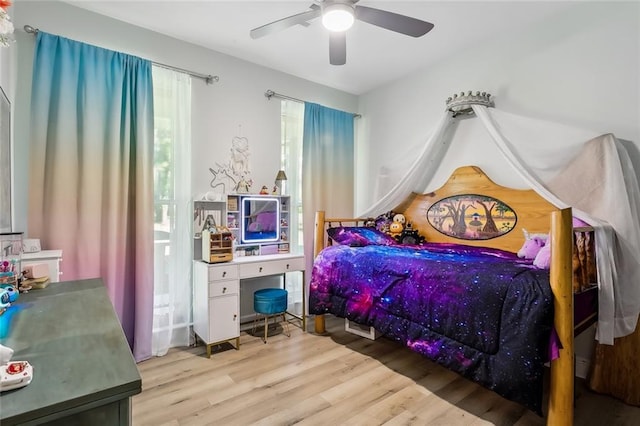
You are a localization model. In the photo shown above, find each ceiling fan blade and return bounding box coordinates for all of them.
[329,32,346,66]
[250,7,322,39]
[355,5,434,37]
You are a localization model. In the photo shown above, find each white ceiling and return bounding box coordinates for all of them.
[64,1,575,95]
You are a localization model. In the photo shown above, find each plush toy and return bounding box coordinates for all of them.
[375,211,395,233]
[389,213,405,237]
[397,222,425,245]
[516,229,548,259]
[533,243,551,269]
[393,213,406,226]
[517,229,551,269]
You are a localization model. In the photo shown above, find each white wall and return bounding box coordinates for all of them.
[11,1,358,235]
[355,1,640,214]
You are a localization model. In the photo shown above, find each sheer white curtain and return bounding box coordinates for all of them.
[281,100,304,314]
[281,100,304,254]
[474,106,640,344]
[152,66,193,356]
[359,111,455,217]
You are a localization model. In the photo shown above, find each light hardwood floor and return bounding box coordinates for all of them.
[133,316,640,425]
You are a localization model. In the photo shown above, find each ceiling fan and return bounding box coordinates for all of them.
[249,0,434,66]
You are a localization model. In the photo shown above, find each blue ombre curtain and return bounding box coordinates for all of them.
[28,32,154,361]
[302,102,354,294]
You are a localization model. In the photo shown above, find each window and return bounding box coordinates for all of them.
[152,66,192,356]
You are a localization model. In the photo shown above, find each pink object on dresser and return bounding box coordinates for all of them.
[260,244,279,255]
[23,263,50,279]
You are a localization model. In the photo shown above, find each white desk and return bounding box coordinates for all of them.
[193,253,305,357]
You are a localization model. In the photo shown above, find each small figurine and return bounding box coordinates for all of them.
[389,213,406,237]
[397,222,425,245]
[259,185,269,195]
[202,214,217,233]
[235,176,252,193]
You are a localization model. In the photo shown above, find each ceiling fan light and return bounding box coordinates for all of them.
[322,3,355,32]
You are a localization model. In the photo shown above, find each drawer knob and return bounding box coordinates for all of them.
[223,271,227,277]
[223,287,227,293]
[259,267,263,272]
[233,314,237,321]
[286,264,290,269]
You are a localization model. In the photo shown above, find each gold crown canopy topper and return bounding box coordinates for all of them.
[446,91,494,117]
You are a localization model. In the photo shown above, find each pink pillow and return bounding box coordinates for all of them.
[533,244,551,269]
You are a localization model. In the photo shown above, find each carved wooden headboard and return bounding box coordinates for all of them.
[395,166,557,253]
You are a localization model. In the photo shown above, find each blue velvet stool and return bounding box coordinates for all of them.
[253,288,290,343]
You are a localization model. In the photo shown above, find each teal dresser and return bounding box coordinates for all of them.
[0,278,141,425]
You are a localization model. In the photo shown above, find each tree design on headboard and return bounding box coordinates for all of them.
[427,194,516,241]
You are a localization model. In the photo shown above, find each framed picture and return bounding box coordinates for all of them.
[0,86,10,233]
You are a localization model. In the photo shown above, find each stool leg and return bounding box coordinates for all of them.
[282,313,290,337]
[264,315,268,343]
[252,313,258,337]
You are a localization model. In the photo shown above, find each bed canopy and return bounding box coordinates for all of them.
[359,91,640,345]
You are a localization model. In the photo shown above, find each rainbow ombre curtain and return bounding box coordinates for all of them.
[28,32,154,361]
[302,102,355,293]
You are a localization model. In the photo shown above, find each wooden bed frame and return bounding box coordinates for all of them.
[312,166,575,425]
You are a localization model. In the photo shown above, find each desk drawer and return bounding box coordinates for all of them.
[208,280,239,297]
[239,257,305,278]
[278,257,305,272]
[208,264,238,281]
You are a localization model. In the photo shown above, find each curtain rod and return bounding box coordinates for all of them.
[265,89,361,118]
[23,25,220,85]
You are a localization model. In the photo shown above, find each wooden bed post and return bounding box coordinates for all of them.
[314,210,326,334]
[548,208,574,426]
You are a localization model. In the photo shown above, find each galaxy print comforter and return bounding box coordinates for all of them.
[309,242,554,414]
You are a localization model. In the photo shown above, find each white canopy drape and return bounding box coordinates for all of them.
[359,105,640,345]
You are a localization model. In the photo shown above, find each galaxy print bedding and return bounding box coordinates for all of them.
[309,242,554,414]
